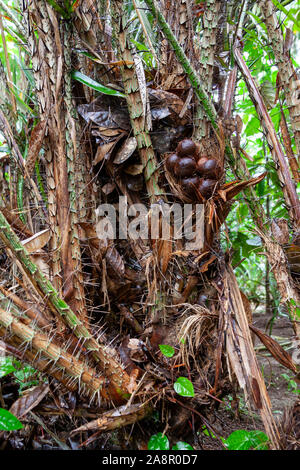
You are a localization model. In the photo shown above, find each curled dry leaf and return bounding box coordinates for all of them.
[93,141,116,165]
[105,245,125,277]
[148,88,189,124]
[31,253,50,278]
[250,325,297,373]
[70,403,152,436]
[98,127,122,137]
[79,222,110,253]
[199,255,217,273]
[0,208,33,238]
[21,229,51,253]
[113,137,137,164]
[21,229,51,278]
[119,336,141,374]
[9,383,49,419]
[128,368,140,394]
[218,172,267,202]
[102,182,116,195]
[78,97,130,131]
[127,338,147,363]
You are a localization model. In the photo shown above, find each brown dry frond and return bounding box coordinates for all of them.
[178,304,217,370]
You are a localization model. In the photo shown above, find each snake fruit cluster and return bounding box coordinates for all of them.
[165,139,223,199]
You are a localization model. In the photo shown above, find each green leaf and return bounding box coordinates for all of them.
[201,425,217,439]
[0,363,16,379]
[245,116,260,137]
[0,408,23,431]
[172,441,193,450]
[71,71,126,98]
[44,0,70,19]
[247,11,267,32]
[256,180,265,197]
[174,377,194,397]
[238,204,249,220]
[224,430,269,450]
[271,0,300,29]
[148,432,169,450]
[159,344,175,357]
[0,357,16,378]
[13,364,39,392]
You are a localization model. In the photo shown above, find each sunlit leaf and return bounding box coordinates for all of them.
[148,432,169,450]
[0,408,23,431]
[174,377,194,397]
[172,441,194,450]
[0,357,16,378]
[159,344,175,357]
[224,430,269,450]
[71,71,126,98]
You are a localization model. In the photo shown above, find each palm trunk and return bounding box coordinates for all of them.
[260,0,300,160]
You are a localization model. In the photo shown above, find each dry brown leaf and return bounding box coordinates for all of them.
[93,142,116,165]
[251,377,262,409]
[21,229,50,253]
[70,403,151,436]
[236,115,243,134]
[250,325,297,373]
[0,208,33,238]
[148,88,187,121]
[133,53,151,130]
[223,265,280,447]
[113,137,137,164]
[98,127,122,137]
[124,163,144,175]
[199,255,217,273]
[218,173,266,202]
[105,245,125,277]
[157,238,173,274]
[9,383,49,419]
[31,253,50,278]
[101,182,116,195]
[79,222,110,253]
[127,368,139,393]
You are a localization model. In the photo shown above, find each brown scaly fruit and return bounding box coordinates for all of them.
[176,139,197,157]
[174,156,197,178]
[181,175,200,194]
[197,157,223,179]
[166,153,180,172]
[198,178,219,199]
